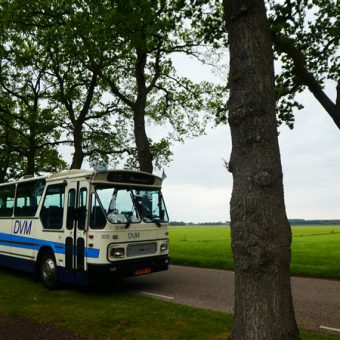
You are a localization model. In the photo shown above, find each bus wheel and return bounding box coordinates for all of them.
[40,253,59,290]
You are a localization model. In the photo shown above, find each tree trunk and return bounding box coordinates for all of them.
[133,105,153,173]
[134,50,153,173]
[70,122,84,169]
[25,115,37,176]
[0,162,8,182]
[1,130,12,181]
[223,0,300,339]
[25,139,36,176]
[25,149,35,175]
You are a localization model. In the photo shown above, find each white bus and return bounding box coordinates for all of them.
[0,169,169,289]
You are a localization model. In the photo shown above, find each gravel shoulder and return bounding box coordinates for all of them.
[0,314,87,340]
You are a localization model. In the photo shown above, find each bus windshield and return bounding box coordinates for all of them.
[132,189,169,224]
[95,187,168,225]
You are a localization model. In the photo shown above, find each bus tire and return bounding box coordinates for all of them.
[40,253,59,290]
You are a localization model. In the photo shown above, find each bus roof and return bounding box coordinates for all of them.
[0,169,163,188]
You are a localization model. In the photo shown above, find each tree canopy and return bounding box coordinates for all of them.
[269,0,340,128]
[0,23,67,178]
[0,0,338,177]
[194,0,339,129]
[0,0,226,175]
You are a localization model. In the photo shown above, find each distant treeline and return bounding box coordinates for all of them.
[169,219,340,226]
[169,221,229,226]
[288,219,340,225]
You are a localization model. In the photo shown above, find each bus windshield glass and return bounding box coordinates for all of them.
[95,187,168,224]
[132,189,169,223]
[96,187,140,224]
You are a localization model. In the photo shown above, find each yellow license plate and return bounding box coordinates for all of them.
[134,268,152,276]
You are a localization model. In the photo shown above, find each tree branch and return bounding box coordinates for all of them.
[101,73,135,109]
[49,52,76,123]
[37,140,73,149]
[272,31,340,129]
[84,147,131,157]
[79,69,98,123]
[1,83,30,107]
[166,74,202,101]
[154,84,171,117]
[0,119,28,139]
[158,40,206,54]
[0,106,28,125]
[147,37,163,94]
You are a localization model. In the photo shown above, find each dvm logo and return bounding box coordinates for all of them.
[13,220,32,235]
[128,232,140,240]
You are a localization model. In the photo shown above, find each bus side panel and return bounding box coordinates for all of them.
[0,253,35,273]
[11,218,35,263]
[0,215,37,273]
[35,238,66,266]
[0,219,13,262]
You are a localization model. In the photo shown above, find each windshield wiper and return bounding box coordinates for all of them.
[130,190,161,227]
[122,212,131,229]
[152,218,161,227]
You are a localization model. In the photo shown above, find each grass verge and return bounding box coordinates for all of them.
[0,268,230,339]
[0,269,339,339]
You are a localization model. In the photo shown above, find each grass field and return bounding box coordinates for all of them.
[169,226,340,279]
[0,268,231,339]
[0,268,338,339]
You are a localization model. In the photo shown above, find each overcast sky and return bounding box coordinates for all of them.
[65,51,340,223]
[153,53,340,223]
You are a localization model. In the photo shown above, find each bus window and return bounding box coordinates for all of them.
[78,188,87,230]
[15,180,45,217]
[66,189,75,230]
[90,192,107,229]
[40,184,65,229]
[0,184,15,217]
[133,189,169,223]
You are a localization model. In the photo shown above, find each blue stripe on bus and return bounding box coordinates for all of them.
[0,232,99,258]
[85,248,100,258]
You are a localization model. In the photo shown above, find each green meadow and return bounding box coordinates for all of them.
[169,226,340,279]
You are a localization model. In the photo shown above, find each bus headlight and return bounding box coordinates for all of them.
[111,247,125,257]
[160,242,168,253]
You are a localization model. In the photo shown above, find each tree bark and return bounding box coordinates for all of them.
[70,122,84,169]
[133,106,153,174]
[223,0,300,339]
[134,50,153,173]
[25,143,36,175]
[25,120,37,175]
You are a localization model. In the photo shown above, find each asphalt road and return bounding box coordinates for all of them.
[123,265,340,337]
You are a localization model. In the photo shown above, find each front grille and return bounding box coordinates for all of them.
[127,242,157,257]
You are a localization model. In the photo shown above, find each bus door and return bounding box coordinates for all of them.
[65,181,88,273]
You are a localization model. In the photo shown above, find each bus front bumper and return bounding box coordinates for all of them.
[87,255,169,279]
